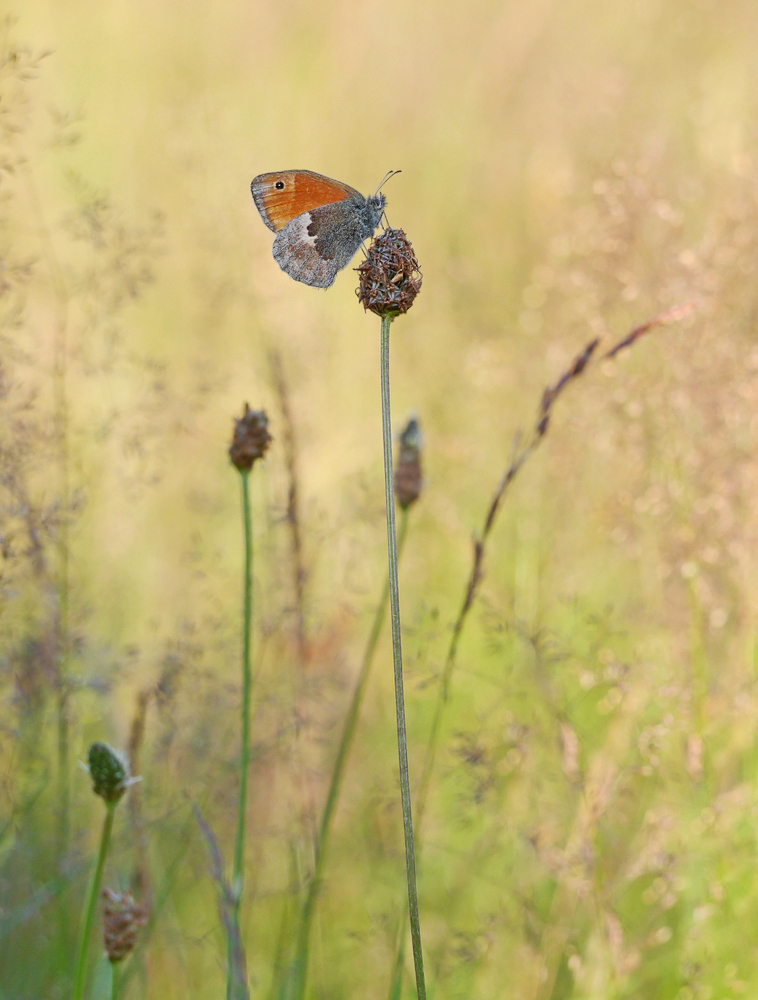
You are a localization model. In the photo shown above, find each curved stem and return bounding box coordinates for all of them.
[380,315,426,1000]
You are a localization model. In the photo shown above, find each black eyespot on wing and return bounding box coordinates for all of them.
[275,180,285,190]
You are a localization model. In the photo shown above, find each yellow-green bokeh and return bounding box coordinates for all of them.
[6,0,758,997]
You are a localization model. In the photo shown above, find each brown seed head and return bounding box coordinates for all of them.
[102,888,149,963]
[356,228,422,317]
[394,416,423,509]
[229,404,272,472]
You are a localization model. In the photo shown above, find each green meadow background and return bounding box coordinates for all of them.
[4,0,758,997]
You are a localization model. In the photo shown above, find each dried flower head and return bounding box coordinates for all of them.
[356,228,422,317]
[86,742,133,803]
[102,888,149,963]
[394,416,423,509]
[229,404,272,472]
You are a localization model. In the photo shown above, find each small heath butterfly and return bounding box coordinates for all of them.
[251,169,396,288]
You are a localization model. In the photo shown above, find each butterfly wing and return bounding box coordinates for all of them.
[271,216,340,287]
[251,170,361,232]
[272,199,377,288]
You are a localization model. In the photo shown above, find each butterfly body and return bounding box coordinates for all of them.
[251,170,386,288]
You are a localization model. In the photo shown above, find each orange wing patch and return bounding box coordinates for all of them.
[252,170,358,232]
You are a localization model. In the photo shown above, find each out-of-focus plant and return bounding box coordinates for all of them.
[73,743,139,1000]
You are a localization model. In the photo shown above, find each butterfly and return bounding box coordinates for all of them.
[251,169,395,288]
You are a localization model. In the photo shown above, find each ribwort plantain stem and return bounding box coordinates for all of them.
[233,466,253,903]
[73,801,117,1000]
[288,508,410,1000]
[380,314,427,1000]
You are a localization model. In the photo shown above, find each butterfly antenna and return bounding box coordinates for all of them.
[375,169,401,197]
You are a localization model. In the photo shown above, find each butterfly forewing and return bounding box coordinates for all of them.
[252,170,360,233]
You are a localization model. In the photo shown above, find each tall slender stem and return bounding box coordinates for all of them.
[234,468,253,900]
[73,802,117,1000]
[228,467,253,1000]
[287,511,409,1000]
[380,315,426,1000]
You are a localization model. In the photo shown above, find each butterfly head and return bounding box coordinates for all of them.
[365,170,399,231]
[364,191,387,231]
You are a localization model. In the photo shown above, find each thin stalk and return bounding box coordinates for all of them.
[270,843,300,1000]
[380,315,426,1000]
[195,807,250,1000]
[111,962,119,1000]
[230,466,253,1000]
[287,510,409,1000]
[388,914,407,1000]
[73,802,117,1000]
[233,468,253,896]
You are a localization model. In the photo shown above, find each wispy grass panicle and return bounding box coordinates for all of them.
[359,227,427,1000]
[415,303,699,825]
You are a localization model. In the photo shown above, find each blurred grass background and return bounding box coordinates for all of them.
[4,0,758,997]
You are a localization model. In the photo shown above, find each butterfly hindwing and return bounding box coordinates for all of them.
[272,200,380,288]
[272,213,340,288]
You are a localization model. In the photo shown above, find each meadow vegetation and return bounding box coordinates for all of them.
[3,1,758,998]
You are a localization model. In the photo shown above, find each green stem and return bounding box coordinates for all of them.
[111,960,119,1000]
[234,468,253,895]
[287,509,409,1000]
[388,912,408,1000]
[231,467,253,998]
[380,315,426,1000]
[73,802,117,1000]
